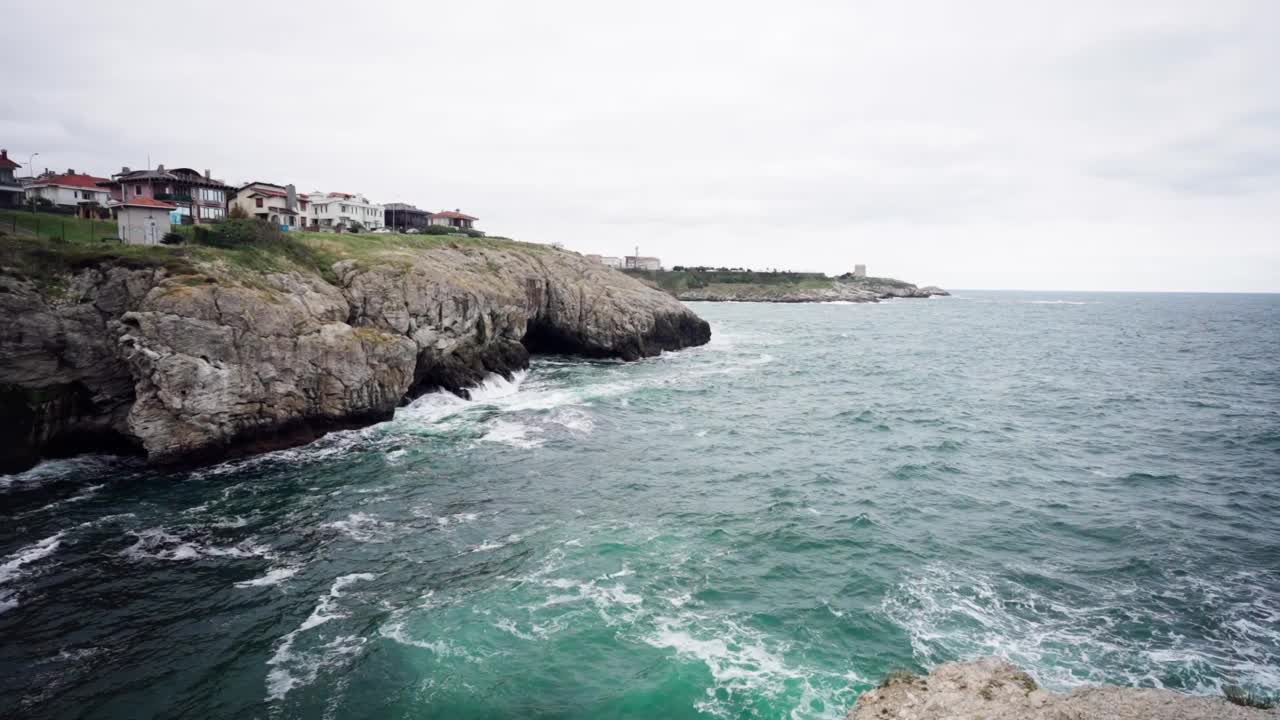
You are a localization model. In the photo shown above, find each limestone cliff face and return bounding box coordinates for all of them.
[0,244,710,472]
[849,658,1276,720]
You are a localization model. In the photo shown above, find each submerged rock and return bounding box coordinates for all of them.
[848,658,1276,719]
[0,242,710,471]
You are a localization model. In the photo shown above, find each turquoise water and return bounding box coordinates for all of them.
[2,292,1279,719]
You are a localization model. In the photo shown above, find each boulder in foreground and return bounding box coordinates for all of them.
[849,658,1276,720]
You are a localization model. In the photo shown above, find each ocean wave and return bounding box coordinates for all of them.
[322,512,397,543]
[881,562,1280,694]
[235,566,301,588]
[478,420,544,449]
[0,532,65,613]
[120,528,273,562]
[266,573,377,701]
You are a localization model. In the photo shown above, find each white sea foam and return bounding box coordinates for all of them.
[266,573,376,700]
[0,531,66,614]
[0,532,65,583]
[435,511,480,527]
[882,563,1280,693]
[468,534,522,553]
[0,456,116,491]
[321,512,396,543]
[120,528,271,562]
[235,566,301,588]
[479,420,544,449]
[379,619,469,658]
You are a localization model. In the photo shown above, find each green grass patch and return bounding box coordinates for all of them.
[0,210,118,244]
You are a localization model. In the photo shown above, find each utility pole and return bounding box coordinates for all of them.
[28,152,39,213]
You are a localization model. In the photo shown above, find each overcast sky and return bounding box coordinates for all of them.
[4,1,1277,291]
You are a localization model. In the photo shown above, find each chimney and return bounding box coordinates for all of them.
[0,149,7,162]
[121,166,131,174]
[204,169,211,179]
[286,184,297,211]
[67,168,75,175]
[156,163,164,172]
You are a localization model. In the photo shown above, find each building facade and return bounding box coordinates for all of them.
[104,165,231,224]
[624,256,662,270]
[114,197,176,245]
[25,170,112,217]
[384,202,431,231]
[0,149,22,208]
[427,209,478,230]
[230,182,309,229]
[307,192,384,231]
[853,264,867,278]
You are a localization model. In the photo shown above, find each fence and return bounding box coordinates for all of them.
[0,211,120,243]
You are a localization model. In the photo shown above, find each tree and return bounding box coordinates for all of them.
[228,204,250,219]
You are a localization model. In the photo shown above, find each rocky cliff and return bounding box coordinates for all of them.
[0,240,710,472]
[677,279,948,303]
[848,658,1277,720]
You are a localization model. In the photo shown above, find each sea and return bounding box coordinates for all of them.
[2,291,1278,719]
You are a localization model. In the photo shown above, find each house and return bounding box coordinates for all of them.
[384,202,431,231]
[853,264,867,278]
[586,254,624,269]
[112,197,176,245]
[24,170,112,217]
[230,182,309,229]
[103,165,232,224]
[625,256,662,271]
[306,192,384,231]
[0,149,22,208]
[427,209,478,231]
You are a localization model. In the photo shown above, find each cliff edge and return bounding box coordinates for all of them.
[849,658,1277,720]
[0,234,710,472]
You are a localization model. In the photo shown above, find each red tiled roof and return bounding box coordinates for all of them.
[118,197,177,209]
[31,172,111,189]
[432,210,478,220]
[0,150,19,169]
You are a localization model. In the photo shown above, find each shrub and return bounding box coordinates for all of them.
[228,204,250,219]
[347,221,364,234]
[160,231,184,245]
[422,224,451,235]
[462,228,484,237]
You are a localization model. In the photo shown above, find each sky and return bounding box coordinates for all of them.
[3,1,1277,291]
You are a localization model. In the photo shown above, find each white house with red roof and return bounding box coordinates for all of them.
[230,182,309,229]
[0,149,22,208]
[428,209,479,231]
[25,170,112,217]
[112,196,176,245]
[305,191,384,231]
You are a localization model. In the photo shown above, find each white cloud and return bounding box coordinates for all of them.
[2,0,1276,291]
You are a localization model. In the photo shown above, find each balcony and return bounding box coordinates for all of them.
[155,192,192,203]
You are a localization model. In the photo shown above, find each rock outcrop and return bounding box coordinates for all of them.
[677,279,947,303]
[848,658,1277,720]
[0,242,710,472]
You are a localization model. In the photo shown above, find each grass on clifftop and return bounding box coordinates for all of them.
[623,268,916,294]
[0,219,554,293]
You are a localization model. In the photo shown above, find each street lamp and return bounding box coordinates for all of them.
[28,152,38,213]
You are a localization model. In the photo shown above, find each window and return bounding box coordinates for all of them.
[200,206,225,220]
[255,198,263,208]
[134,185,143,196]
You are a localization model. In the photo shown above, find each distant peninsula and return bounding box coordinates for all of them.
[621,266,948,303]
